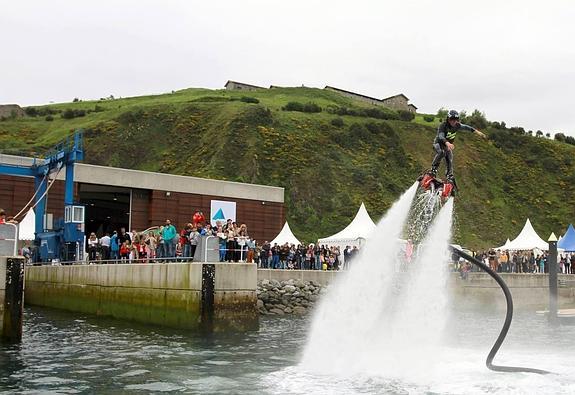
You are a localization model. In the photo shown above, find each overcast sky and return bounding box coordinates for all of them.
[2,0,574,135]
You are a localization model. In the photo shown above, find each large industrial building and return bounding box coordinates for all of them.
[0,155,285,243]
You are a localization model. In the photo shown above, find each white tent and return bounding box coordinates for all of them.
[505,218,548,251]
[270,222,301,246]
[318,202,377,247]
[495,238,511,250]
[18,209,35,241]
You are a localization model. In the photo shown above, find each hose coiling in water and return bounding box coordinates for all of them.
[449,246,550,375]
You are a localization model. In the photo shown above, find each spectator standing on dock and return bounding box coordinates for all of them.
[189,226,201,261]
[260,241,270,268]
[162,219,177,259]
[87,232,99,261]
[100,232,111,261]
[271,243,280,269]
[181,223,192,259]
[110,231,119,261]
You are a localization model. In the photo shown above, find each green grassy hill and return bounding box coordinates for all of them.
[2,86,574,249]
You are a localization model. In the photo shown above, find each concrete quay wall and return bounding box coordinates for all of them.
[257,270,575,310]
[25,263,258,331]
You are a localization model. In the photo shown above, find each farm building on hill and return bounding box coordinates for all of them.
[0,104,25,118]
[324,86,417,113]
[224,80,266,91]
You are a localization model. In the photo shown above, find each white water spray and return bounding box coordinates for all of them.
[301,187,455,381]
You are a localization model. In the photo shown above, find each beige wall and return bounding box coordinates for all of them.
[25,263,258,331]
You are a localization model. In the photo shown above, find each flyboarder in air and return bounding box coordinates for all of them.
[428,109,486,182]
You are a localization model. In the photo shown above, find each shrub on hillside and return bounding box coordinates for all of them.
[565,136,575,146]
[423,115,434,122]
[348,123,371,141]
[282,101,304,112]
[117,109,144,124]
[303,102,322,113]
[61,109,86,119]
[45,115,54,121]
[25,107,38,117]
[398,110,415,121]
[94,105,105,112]
[326,106,358,116]
[61,109,75,119]
[240,96,259,104]
[282,101,322,113]
[331,117,344,127]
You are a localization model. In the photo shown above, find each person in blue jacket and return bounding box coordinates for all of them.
[110,231,119,261]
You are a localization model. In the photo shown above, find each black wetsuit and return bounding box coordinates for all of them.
[431,121,475,178]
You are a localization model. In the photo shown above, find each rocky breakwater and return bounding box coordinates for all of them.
[257,279,325,315]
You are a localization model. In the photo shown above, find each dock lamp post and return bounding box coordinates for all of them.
[548,232,558,325]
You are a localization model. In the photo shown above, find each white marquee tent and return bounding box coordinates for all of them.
[318,202,377,248]
[495,238,511,250]
[18,209,36,241]
[270,222,301,246]
[504,218,548,251]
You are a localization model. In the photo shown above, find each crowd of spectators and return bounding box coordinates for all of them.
[255,243,359,270]
[82,216,361,270]
[86,219,213,263]
[468,249,575,274]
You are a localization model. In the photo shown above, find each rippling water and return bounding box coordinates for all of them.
[1,307,575,394]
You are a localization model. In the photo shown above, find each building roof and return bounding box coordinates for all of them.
[224,80,266,89]
[381,93,410,102]
[408,103,418,110]
[324,86,382,102]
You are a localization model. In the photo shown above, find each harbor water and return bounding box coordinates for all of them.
[1,307,575,394]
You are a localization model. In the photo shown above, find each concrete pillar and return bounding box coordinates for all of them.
[0,257,25,342]
[548,233,558,325]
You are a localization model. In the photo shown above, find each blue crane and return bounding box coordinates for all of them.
[0,131,85,262]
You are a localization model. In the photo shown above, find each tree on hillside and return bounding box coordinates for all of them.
[545,132,551,138]
[536,130,543,137]
[437,107,448,119]
[509,126,525,135]
[464,109,489,129]
[555,132,566,142]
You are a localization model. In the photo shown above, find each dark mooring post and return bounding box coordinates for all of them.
[547,233,558,325]
[0,257,25,342]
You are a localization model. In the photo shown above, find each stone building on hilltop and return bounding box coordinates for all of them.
[324,86,417,113]
[324,86,382,107]
[0,104,24,119]
[224,80,266,91]
[381,94,417,113]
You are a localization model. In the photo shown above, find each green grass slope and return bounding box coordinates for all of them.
[1,87,574,249]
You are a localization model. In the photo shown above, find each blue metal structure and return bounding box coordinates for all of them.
[0,131,85,262]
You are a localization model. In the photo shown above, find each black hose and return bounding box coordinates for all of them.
[450,246,550,374]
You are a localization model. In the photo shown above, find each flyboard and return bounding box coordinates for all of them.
[407,170,549,375]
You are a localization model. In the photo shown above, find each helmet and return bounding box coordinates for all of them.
[447,110,459,120]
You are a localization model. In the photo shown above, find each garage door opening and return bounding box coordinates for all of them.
[79,184,130,236]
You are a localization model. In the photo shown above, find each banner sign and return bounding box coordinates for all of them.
[210,200,236,226]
